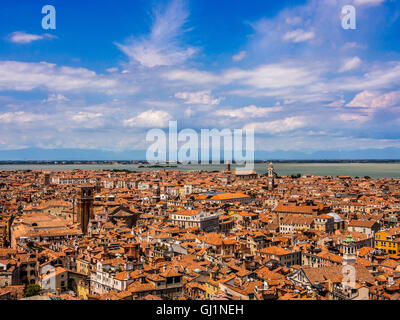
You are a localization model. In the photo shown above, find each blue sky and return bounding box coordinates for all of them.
[0,0,400,158]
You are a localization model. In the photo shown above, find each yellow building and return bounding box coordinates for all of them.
[76,258,91,276]
[205,278,220,299]
[77,280,90,300]
[179,187,186,196]
[313,214,335,233]
[374,230,400,254]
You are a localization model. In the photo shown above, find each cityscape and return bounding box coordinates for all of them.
[0,162,400,301]
[1,0,400,307]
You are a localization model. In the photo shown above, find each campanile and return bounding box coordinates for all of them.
[77,184,95,234]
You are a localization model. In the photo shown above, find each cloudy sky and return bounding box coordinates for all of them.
[0,0,399,158]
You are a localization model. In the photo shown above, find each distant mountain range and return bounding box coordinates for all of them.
[1,147,400,161]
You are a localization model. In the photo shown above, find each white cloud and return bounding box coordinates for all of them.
[346,90,400,108]
[326,98,345,107]
[346,91,377,107]
[164,62,322,91]
[339,57,362,73]
[353,0,385,6]
[338,113,369,122]
[215,105,282,118]
[282,29,315,43]
[285,17,302,26]
[123,110,172,128]
[164,61,327,103]
[341,42,366,50]
[332,62,400,92]
[0,111,48,123]
[283,99,296,105]
[71,112,103,122]
[8,31,56,44]
[106,67,119,73]
[142,100,178,108]
[70,112,104,128]
[232,51,246,62]
[116,0,196,67]
[44,93,69,103]
[174,90,221,105]
[346,91,374,107]
[243,116,306,134]
[163,69,219,84]
[224,62,321,89]
[371,91,400,108]
[0,61,121,94]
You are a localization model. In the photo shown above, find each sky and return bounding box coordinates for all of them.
[0,0,400,159]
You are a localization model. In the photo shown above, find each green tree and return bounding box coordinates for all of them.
[23,284,42,298]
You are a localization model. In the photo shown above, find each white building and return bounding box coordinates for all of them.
[90,260,134,295]
[170,210,219,232]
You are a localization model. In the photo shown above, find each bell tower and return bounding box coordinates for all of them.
[342,234,356,266]
[225,160,231,172]
[95,177,102,192]
[77,185,95,234]
[267,162,275,191]
[153,180,160,203]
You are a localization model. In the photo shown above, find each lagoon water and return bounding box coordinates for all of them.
[0,163,399,179]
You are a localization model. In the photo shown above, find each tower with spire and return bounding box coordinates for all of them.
[342,234,356,266]
[267,162,275,191]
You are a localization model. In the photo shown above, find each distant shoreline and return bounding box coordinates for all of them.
[0,162,399,178]
[1,160,400,165]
